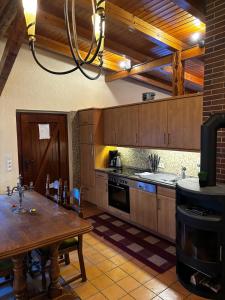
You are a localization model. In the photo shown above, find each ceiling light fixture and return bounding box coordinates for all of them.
[22,0,106,80]
[191,32,201,42]
[194,18,201,27]
[119,59,131,70]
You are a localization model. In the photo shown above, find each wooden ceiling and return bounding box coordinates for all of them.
[0,0,206,95]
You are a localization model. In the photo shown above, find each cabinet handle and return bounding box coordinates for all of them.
[220,246,223,261]
[168,133,170,145]
[91,146,94,157]
[115,132,117,145]
[136,133,138,145]
[164,133,166,145]
[158,198,161,210]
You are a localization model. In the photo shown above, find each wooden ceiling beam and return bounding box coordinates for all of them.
[0,5,26,96]
[0,0,18,38]
[35,35,171,90]
[35,35,121,72]
[105,56,172,82]
[164,65,203,86]
[38,10,149,63]
[105,45,205,82]
[170,0,205,22]
[79,0,188,50]
[131,74,172,92]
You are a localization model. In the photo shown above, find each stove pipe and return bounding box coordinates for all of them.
[200,113,225,186]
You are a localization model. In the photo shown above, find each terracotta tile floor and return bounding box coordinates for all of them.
[64,232,209,300]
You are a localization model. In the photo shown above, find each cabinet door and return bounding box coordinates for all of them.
[80,144,95,187]
[139,101,168,148]
[167,99,183,149]
[157,195,176,240]
[79,110,93,125]
[117,105,139,146]
[182,96,202,150]
[103,108,118,145]
[95,172,108,209]
[167,96,202,150]
[130,188,157,231]
[80,125,93,144]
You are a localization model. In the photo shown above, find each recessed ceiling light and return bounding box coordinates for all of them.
[119,60,131,70]
[191,32,201,42]
[194,18,201,27]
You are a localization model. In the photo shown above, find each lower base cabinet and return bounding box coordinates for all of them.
[130,188,157,232]
[95,172,108,209]
[157,187,176,240]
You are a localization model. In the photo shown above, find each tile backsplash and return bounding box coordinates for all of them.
[117,147,200,177]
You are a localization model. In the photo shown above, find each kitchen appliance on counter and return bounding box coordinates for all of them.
[108,174,156,213]
[108,150,118,168]
[108,150,122,169]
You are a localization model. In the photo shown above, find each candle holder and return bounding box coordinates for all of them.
[7,175,33,214]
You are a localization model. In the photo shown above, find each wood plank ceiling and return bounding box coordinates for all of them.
[0,0,206,94]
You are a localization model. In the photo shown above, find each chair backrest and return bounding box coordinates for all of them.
[72,187,83,218]
[46,174,63,203]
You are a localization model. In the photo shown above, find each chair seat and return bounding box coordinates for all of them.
[59,237,78,251]
[0,259,13,271]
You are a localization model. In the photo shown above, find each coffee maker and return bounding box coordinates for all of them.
[108,150,118,168]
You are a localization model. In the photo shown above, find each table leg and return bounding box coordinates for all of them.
[12,254,28,300]
[48,242,63,298]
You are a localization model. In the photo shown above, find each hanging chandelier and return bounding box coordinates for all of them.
[22,0,106,80]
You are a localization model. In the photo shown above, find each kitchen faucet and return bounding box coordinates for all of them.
[181,166,187,179]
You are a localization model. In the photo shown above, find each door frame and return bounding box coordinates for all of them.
[16,110,73,189]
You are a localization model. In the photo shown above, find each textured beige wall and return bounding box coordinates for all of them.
[0,41,169,192]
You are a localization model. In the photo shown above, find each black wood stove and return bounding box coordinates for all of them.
[176,113,225,299]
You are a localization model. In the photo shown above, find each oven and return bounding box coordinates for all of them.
[108,175,130,213]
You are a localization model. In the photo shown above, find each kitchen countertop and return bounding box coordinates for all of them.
[95,167,178,189]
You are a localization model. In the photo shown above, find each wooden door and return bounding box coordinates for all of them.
[139,101,168,148]
[182,96,202,150]
[103,108,118,145]
[17,112,69,195]
[130,188,157,231]
[117,105,139,146]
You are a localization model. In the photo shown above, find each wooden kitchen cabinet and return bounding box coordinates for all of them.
[167,95,202,150]
[80,144,95,188]
[130,188,157,231]
[104,105,139,146]
[79,109,104,204]
[139,100,168,148]
[103,108,118,145]
[157,186,176,240]
[95,172,108,209]
[117,105,139,146]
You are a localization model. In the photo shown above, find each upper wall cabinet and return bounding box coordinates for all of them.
[104,106,139,146]
[103,94,202,151]
[117,105,139,146]
[103,108,118,145]
[167,95,202,150]
[139,101,168,148]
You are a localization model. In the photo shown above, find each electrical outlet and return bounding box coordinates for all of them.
[159,162,165,169]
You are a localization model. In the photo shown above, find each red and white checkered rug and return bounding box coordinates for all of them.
[87,213,176,273]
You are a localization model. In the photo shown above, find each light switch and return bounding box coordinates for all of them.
[5,155,12,172]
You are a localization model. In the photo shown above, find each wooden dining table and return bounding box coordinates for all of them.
[0,191,92,299]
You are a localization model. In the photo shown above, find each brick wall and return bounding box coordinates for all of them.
[204,0,225,183]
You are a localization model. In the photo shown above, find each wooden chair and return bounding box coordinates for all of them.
[0,259,13,286]
[37,177,86,290]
